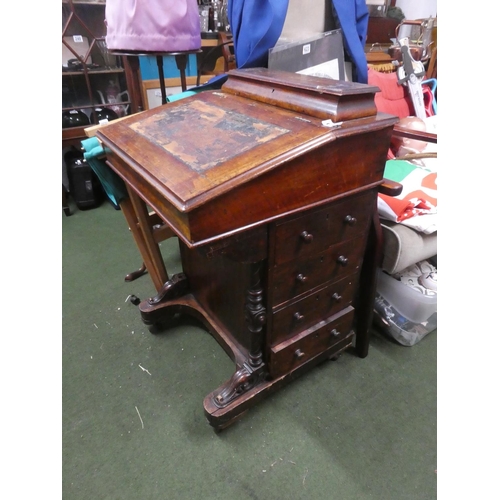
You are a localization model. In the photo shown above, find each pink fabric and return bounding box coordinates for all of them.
[105,0,201,52]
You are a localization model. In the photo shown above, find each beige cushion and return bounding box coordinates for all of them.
[381,220,437,274]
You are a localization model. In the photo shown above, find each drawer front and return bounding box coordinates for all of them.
[268,307,355,378]
[270,274,358,345]
[273,190,375,266]
[270,234,367,307]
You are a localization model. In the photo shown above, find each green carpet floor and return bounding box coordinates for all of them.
[62,200,437,500]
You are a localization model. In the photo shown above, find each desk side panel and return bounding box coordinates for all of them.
[104,152,193,241]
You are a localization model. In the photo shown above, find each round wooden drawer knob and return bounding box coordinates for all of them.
[294,349,305,359]
[337,256,348,266]
[300,231,314,242]
[294,312,304,321]
[344,215,357,226]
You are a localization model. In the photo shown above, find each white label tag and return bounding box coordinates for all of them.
[73,35,83,43]
[302,44,311,55]
[321,119,343,128]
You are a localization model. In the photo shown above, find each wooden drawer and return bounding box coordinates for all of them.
[270,274,358,345]
[273,190,374,266]
[270,234,367,307]
[268,307,355,378]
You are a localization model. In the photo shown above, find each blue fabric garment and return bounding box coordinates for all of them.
[228,0,288,69]
[186,73,229,92]
[227,0,369,83]
[332,0,369,83]
[166,75,230,99]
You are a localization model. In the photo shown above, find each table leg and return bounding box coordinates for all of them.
[63,184,71,216]
[355,208,383,358]
[121,192,169,292]
[156,55,168,105]
[122,55,144,113]
[174,54,189,92]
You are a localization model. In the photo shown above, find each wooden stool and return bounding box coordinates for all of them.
[111,49,203,109]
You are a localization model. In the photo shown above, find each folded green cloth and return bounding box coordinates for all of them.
[81,136,100,151]
[81,137,128,208]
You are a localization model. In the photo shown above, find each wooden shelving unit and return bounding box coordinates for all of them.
[62,0,138,148]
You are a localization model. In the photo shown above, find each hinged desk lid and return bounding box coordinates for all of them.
[96,68,382,214]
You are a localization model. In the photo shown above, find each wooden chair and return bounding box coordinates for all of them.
[196,32,236,86]
[426,46,437,80]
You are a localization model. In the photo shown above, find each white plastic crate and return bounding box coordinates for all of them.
[374,268,437,346]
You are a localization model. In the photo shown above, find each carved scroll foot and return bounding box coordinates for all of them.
[139,273,190,326]
[212,263,268,409]
[147,272,189,306]
[212,362,265,409]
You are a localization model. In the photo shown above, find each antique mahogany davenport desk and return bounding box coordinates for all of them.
[96,68,398,431]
